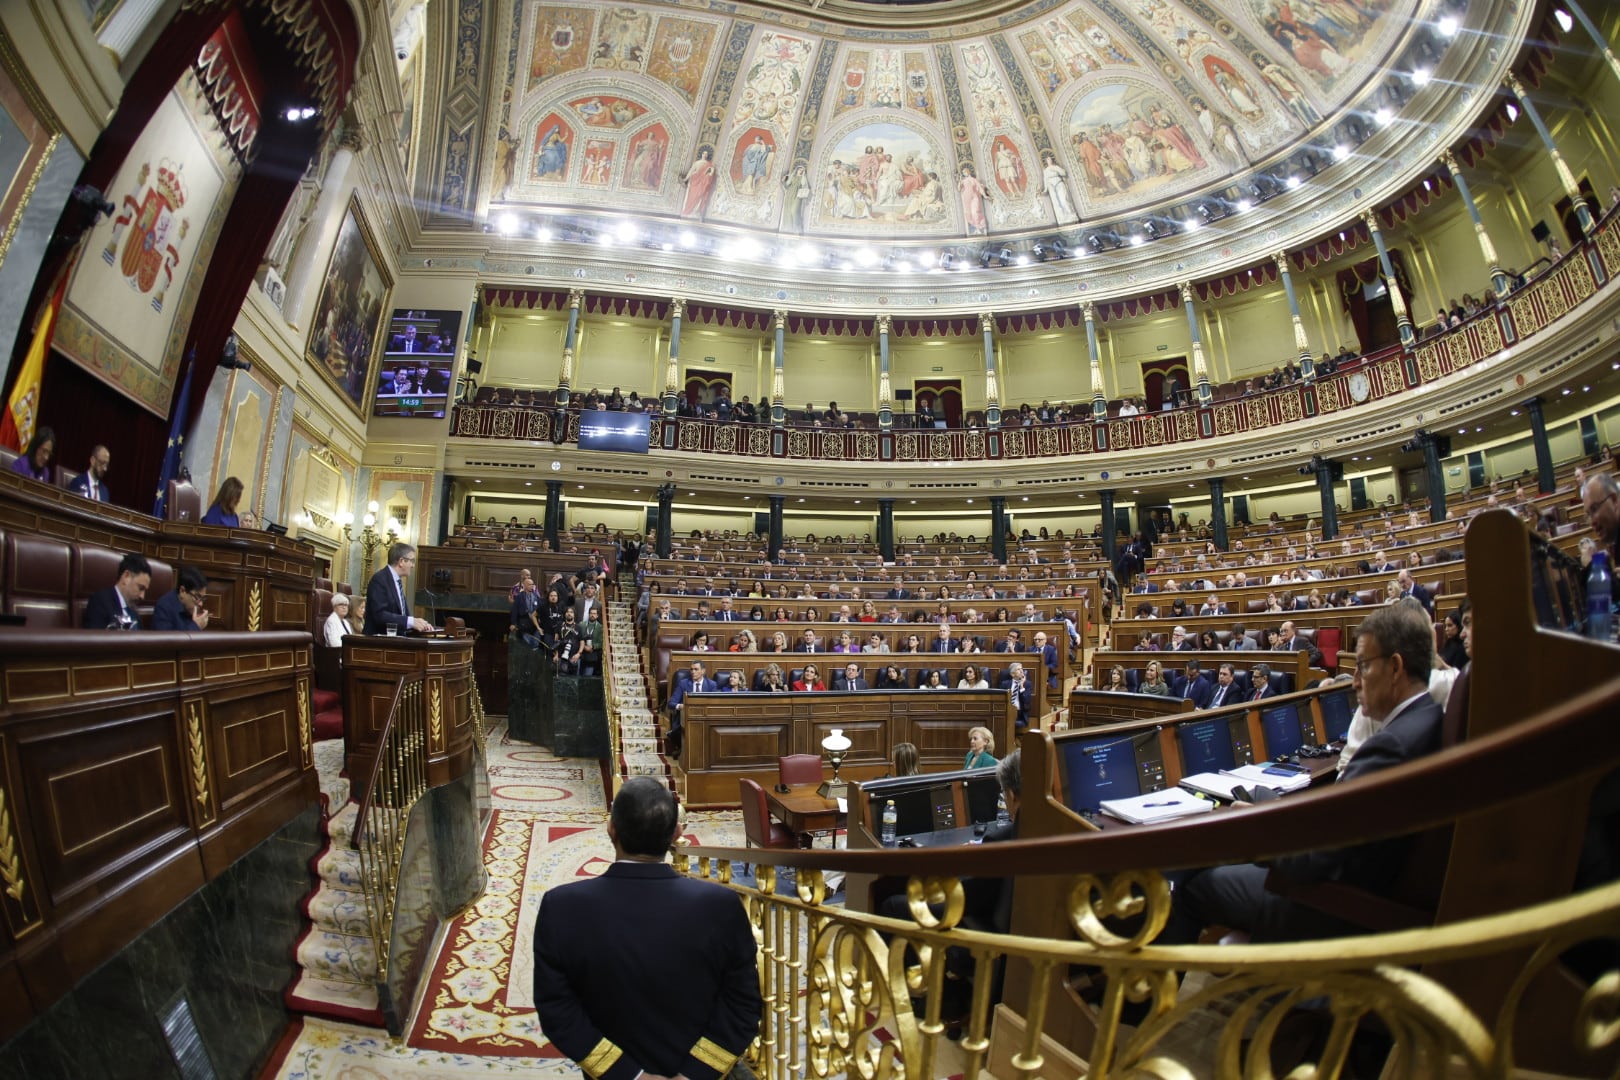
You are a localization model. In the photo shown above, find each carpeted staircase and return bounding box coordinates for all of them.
[282,737,385,1026]
[607,599,674,791]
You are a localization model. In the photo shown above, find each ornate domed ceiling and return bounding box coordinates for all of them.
[412,0,1523,309]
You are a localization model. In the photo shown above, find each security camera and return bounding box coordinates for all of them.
[397,47,408,60]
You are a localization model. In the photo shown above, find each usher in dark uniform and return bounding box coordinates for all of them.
[534,861,761,1080]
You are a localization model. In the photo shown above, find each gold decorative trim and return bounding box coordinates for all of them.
[429,680,443,746]
[248,581,263,631]
[581,1038,622,1077]
[187,701,210,810]
[296,678,312,766]
[691,1037,737,1074]
[0,788,26,902]
[0,133,58,275]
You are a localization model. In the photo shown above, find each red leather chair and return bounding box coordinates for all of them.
[777,754,822,788]
[739,778,796,858]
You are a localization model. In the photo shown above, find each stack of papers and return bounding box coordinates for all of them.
[1179,764,1312,801]
[1099,787,1215,824]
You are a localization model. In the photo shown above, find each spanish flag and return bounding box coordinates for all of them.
[0,277,64,452]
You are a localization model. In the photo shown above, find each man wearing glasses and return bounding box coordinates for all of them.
[152,566,212,631]
[1581,472,1619,559]
[1160,604,1443,944]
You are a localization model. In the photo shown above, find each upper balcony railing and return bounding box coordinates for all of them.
[451,216,1618,464]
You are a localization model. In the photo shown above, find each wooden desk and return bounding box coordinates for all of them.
[766,784,843,836]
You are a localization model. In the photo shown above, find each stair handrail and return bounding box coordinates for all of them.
[348,674,429,982]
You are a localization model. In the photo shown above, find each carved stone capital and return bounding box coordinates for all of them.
[773,310,787,331]
[875,314,891,336]
[1439,149,1461,175]
[669,298,685,320]
[568,288,584,309]
[979,312,994,335]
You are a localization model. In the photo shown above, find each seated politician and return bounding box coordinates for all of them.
[1159,604,1443,945]
[323,593,352,647]
[151,566,211,631]
[82,553,151,630]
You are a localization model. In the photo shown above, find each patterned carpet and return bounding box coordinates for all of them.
[267,723,745,1078]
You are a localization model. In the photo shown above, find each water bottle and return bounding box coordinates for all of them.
[880,800,897,846]
[996,792,1011,827]
[1587,551,1614,642]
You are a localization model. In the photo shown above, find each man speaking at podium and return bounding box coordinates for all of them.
[364,542,434,635]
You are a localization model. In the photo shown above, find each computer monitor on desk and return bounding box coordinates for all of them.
[1177,714,1255,773]
[1317,687,1355,743]
[859,767,997,841]
[1259,701,1311,759]
[1056,728,1167,814]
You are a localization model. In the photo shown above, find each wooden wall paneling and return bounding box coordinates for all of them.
[0,955,36,1044]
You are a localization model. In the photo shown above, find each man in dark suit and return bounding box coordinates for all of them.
[993,628,1023,653]
[1000,662,1033,730]
[1248,662,1276,701]
[666,660,717,757]
[83,552,151,629]
[364,542,433,635]
[796,628,822,652]
[832,661,869,691]
[1206,663,1238,709]
[1277,620,1310,652]
[535,777,761,1080]
[573,582,601,625]
[886,576,912,600]
[1396,570,1432,613]
[67,445,111,503]
[151,566,211,631]
[1162,606,1444,943]
[1177,659,1213,709]
[710,595,738,622]
[930,625,957,652]
[1029,630,1059,690]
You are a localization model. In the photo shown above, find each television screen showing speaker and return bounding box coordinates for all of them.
[578,410,652,454]
[374,309,463,418]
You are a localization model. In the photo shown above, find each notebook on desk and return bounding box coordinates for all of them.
[1099,787,1214,825]
[1180,763,1312,801]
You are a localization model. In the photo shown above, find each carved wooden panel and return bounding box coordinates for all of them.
[698,721,792,770]
[16,708,191,909]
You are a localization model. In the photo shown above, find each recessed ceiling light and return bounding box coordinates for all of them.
[1439,14,1460,36]
[536,225,553,241]
[497,213,518,235]
[525,480,532,486]
[1553,9,1572,32]
[678,229,697,248]
[475,479,483,483]
[1235,198,1252,213]
[1411,67,1431,86]
[1374,106,1393,126]
[1332,144,1349,160]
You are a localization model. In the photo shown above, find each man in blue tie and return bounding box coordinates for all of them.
[67,445,111,503]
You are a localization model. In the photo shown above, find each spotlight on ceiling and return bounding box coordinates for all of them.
[1087,234,1104,252]
[496,212,519,236]
[1032,241,1047,261]
[939,251,956,270]
[998,246,1014,266]
[1047,237,1068,258]
[979,248,996,268]
[1505,102,1519,122]
[1438,13,1460,35]
[1143,219,1159,239]
[1411,66,1432,86]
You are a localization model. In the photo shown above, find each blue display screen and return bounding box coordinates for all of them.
[1177,717,1237,775]
[1261,703,1307,758]
[1319,690,1354,742]
[578,410,652,454]
[1061,736,1143,812]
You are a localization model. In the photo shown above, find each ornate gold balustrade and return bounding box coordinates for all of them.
[449,216,1618,466]
[678,667,1620,1079]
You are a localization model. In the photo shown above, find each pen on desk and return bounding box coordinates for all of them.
[1141,800,1181,807]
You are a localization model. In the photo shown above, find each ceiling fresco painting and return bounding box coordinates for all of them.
[476,0,1416,240]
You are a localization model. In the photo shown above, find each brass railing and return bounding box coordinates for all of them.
[350,676,429,982]
[679,674,1620,1079]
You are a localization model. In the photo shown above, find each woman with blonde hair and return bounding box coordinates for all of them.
[964,726,996,770]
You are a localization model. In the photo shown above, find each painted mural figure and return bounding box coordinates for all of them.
[535,125,569,179]
[740,136,773,193]
[1041,153,1079,224]
[629,129,664,188]
[903,172,944,221]
[780,164,811,232]
[993,142,1026,194]
[681,147,718,218]
[958,164,990,235]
